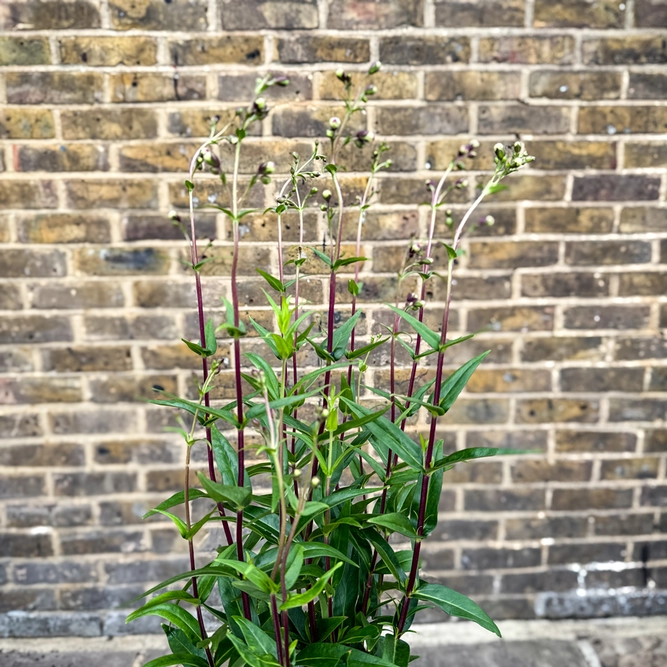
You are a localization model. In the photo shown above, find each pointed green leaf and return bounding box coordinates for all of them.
[280,562,342,610]
[256,269,285,293]
[197,472,251,511]
[386,304,440,350]
[143,655,209,667]
[367,513,419,539]
[438,351,489,412]
[143,489,209,519]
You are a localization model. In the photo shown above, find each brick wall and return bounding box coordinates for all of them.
[1,0,666,633]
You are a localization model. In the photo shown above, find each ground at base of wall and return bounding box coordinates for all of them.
[0,617,665,667]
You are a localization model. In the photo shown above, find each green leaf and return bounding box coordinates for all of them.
[438,351,490,412]
[136,566,231,600]
[234,615,278,660]
[431,447,507,472]
[285,545,304,589]
[197,472,251,511]
[333,256,367,270]
[486,183,509,195]
[296,644,348,667]
[217,558,278,595]
[245,389,321,421]
[312,247,333,268]
[256,269,285,293]
[348,279,360,296]
[329,311,361,361]
[228,634,281,667]
[164,626,206,661]
[301,542,358,568]
[151,395,238,429]
[143,489,209,519]
[210,425,241,488]
[143,655,209,667]
[280,562,342,610]
[151,509,188,538]
[315,616,347,643]
[127,591,201,624]
[362,528,406,584]
[204,318,217,356]
[341,399,423,472]
[127,603,201,643]
[386,304,440,351]
[181,337,211,358]
[346,337,388,360]
[413,583,501,637]
[423,469,443,539]
[367,513,419,539]
[245,353,281,401]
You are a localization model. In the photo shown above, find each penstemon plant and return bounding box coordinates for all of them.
[127,66,535,667]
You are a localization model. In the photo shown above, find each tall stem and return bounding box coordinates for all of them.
[230,138,252,620]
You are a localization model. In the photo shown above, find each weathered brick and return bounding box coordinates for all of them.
[16,144,109,172]
[479,36,575,64]
[375,105,468,135]
[561,367,644,393]
[109,0,208,30]
[53,472,136,497]
[0,284,22,310]
[6,72,104,105]
[0,534,53,558]
[0,348,34,373]
[66,180,158,210]
[0,475,46,499]
[380,36,469,65]
[0,108,55,139]
[551,488,633,511]
[0,378,82,405]
[110,73,206,103]
[0,180,58,209]
[320,70,418,100]
[430,274,512,301]
[615,337,667,361]
[505,515,588,540]
[445,398,509,424]
[467,368,551,393]
[278,35,370,63]
[30,281,125,310]
[0,316,72,344]
[636,0,667,26]
[477,174,566,201]
[629,73,667,100]
[468,241,558,269]
[565,240,652,266]
[529,70,622,100]
[608,398,665,422]
[123,213,216,242]
[141,344,201,370]
[548,541,626,564]
[0,413,42,437]
[118,142,196,173]
[0,36,50,65]
[134,280,195,308]
[272,104,366,137]
[516,399,599,424]
[60,530,147,555]
[600,457,659,481]
[524,207,614,234]
[89,374,177,403]
[527,140,616,170]
[502,570,578,595]
[6,502,91,529]
[573,174,660,201]
[619,272,667,297]
[435,0,524,26]
[564,305,651,330]
[170,35,263,66]
[462,547,541,570]
[468,306,554,332]
[13,561,96,585]
[465,489,546,512]
[59,36,158,66]
[649,367,667,391]
[512,460,592,483]
[18,214,111,244]
[442,461,504,484]
[1,0,100,29]
[167,108,254,138]
[42,346,133,372]
[522,272,609,298]
[0,248,66,278]
[83,314,177,341]
[640,486,667,507]
[178,245,271,277]
[583,36,667,66]
[426,71,522,101]
[480,105,570,135]
[578,106,667,134]
[220,0,318,29]
[593,513,654,536]
[328,0,421,28]
[50,409,138,435]
[625,142,667,169]
[534,0,623,27]
[94,438,180,465]
[61,109,158,141]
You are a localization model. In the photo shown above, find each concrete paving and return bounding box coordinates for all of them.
[0,617,665,667]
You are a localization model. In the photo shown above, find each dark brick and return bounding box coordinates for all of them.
[1,0,101,29]
[479,36,575,64]
[608,398,665,422]
[0,413,42,438]
[555,430,636,453]
[104,558,190,584]
[578,106,667,134]
[636,0,667,26]
[435,0,524,26]
[222,0,317,29]
[505,515,588,540]
[277,35,370,63]
[170,35,264,65]
[522,336,604,362]
[478,105,570,134]
[619,272,667,297]
[534,0,623,27]
[0,443,84,466]
[502,570,578,594]
[551,488,633,511]
[529,71,622,100]
[0,248,66,278]
[468,241,558,269]
[60,530,147,555]
[466,429,548,452]
[83,315,177,341]
[328,0,422,28]
[425,71,521,101]
[600,457,659,480]
[465,489,545,512]
[6,503,93,528]
[59,585,145,611]
[110,0,208,30]
[615,337,667,361]
[61,109,158,140]
[548,542,626,564]
[0,180,58,209]
[468,306,554,332]
[0,533,53,558]
[629,73,667,100]
[0,589,55,613]
[375,105,468,135]
[521,272,609,298]
[640,486,667,507]
[0,315,72,344]
[31,282,123,309]
[110,73,206,103]
[462,547,541,570]
[572,175,660,201]
[53,472,136,497]
[593,513,655,536]
[90,374,177,403]
[380,36,469,64]
[0,475,45,500]
[431,520,499,542]
[564,305,650,330]
[626,141,667,168]
[74,248,167,275]
[560,368,644,393]
[42,346,133,372]
[516,399,599,424]
[13,561,96,585]
[512,460,592,483]
[50,409,138,435]
[6,72,104,105]
[566,240,651,265]
[525,207,614,234]
[419,547,455,571]
[646,430,667,453]
[583,36,667,66]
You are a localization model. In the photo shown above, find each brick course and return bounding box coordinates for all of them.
[0,0,666,629]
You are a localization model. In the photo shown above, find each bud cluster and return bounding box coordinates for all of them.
[494,141,535,174]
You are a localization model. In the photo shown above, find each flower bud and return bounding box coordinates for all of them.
[414,300,425,309]
[168,210,181,222]
[322,189,332,200]
[254,97,266,110]
[365,84,377,96]
[329,116,341,130]
[320,204,328,211]
[310,187,318,195]
[258,161,275,175]
[293,469,302,479]
[369,61,382,75]
[273,76,290,87]
[422,257,434,265]
[335,68,345,80]
[311,477,321,488]
[202,147,220,169]
[494,143,506,161]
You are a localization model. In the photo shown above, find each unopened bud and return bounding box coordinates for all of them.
[310,187,318,195]
[422,257,434,265]
[484,215,495,226]
[293,469,302,479]
[168,210,181,222]
[494,143,506,161]
[273,76,290,87]
[322,189,332,200]
[369,61,382,75]
[311,477,321,488]
[258,161,275,175]
[254,97,266,110]
[365,84,377,96]
[329,116,341,130]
